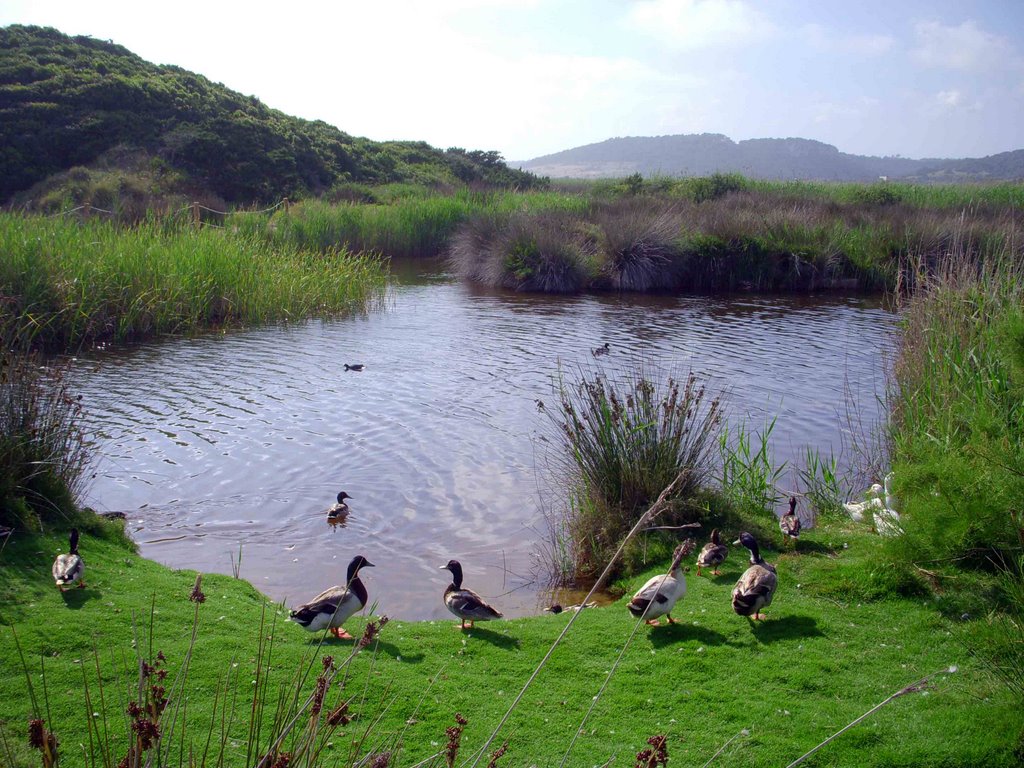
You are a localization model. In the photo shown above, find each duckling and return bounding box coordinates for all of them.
[289,555,374,639]
[326,491,352,523]
[731,532,777,620]
[440,559,502,629]
[344,364,365,372]
[696,528,728,576]
[592,342,611,357]
[52,528,85,591]
[780,496,801,545]
[627,539,695,625]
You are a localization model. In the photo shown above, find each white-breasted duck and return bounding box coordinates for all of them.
[440,559,502,629]
[52,528,85,591]
[696,528,728,576]
[627,539,695,626]
[344,364,365,372]
[780,496,802,545]
[289,555,374,639]
[731,532,777,621]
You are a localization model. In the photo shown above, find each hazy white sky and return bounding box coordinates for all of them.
[2,0,1022,161]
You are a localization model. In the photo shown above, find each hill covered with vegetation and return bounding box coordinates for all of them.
[518,132,1024,182]
[0,25,541,207]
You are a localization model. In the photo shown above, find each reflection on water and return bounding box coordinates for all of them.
[68,260,896,620]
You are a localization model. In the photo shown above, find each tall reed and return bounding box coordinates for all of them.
[0,323,91,530]
[542,366,724,581]
[0,214,388,349]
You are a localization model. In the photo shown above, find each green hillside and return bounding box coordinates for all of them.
[0,25,540,205]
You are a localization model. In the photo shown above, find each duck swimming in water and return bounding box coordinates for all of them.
[326,491,352,523]
[592,343,611,357]
[289,555,374,639]
[344,364,365,372]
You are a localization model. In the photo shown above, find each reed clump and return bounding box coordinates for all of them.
[0,324,92,531]
[542,367,724,582]
[0,213,387,349]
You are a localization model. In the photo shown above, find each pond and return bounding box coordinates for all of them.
[69,260,897,621]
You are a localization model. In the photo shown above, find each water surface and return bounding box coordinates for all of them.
[69,262,896,620]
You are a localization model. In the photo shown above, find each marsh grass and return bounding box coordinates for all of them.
[244,190,590,260]
[717,417,787,525]
[0,214,387,349]
[541,366,724,581]
[797,447,848,521]
[449,180,1022,294]
[0,324,93,532]
[589,199,686,291]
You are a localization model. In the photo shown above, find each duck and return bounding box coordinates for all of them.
[731,532,777,620]
[440,559,503,629]
[52,528,85,591]
[289,555,374,639]
[344,364,365,372]
[325,491,352,523]
[627,539,694,625]
[544,601,597,614]
[779,496,801,545]
[843,483,884,521]
[696,528,728,576]
[592,342,611,357]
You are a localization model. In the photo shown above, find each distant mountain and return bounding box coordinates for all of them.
[0,25,540,205]
[516,133,1024,182]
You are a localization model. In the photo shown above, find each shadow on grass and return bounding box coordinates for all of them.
[749,613,824,644]
[647,621,731,648]
[60,585,98,609]
[461,626,522,650]
[785,540,839,557]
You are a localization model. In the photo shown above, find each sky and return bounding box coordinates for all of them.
[1,0,1022,162]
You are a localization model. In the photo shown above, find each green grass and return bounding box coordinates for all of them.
[1,525,1020,767]
[0,213,388,349]
[235,189,590,260]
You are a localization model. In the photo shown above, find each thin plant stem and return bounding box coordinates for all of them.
[783,667,955,768]
[466,470,690,768]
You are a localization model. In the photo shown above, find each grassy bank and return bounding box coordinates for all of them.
[0,213,388,349]
[1,525,1020,767]
[882,247,1024,700]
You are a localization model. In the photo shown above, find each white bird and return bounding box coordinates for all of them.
[627,540,694,626]
[52,528,85,591]
[843,483,884,522]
